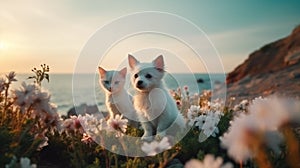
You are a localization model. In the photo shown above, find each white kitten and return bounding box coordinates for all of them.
[98,67,139,127]
[128,54,185,141]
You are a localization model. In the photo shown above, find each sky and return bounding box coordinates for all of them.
[0,0,300,74]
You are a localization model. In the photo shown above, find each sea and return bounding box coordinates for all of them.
[9,73,225,115]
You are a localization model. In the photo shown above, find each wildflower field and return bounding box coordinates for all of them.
[1,67,300,168]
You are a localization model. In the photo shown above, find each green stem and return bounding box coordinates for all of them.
[113,154,118,168]
[3,82,10,123]
[99,134,110,168]
[282,125,300,168]
[119,136,128,159]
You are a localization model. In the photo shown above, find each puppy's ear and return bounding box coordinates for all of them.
[128,54,139,69]
[98,67,106,78]
[119,67,127,78]
[152,55,164,70]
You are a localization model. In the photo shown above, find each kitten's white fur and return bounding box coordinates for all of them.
[98,67,138,126]
[128,55,185,141]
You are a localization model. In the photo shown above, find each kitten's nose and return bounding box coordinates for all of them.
[137,80,143,86]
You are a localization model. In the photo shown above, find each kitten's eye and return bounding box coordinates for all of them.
[114,81,120,85]
[104,80,109,85]
[134,74,138,78]
[145,74,152,79]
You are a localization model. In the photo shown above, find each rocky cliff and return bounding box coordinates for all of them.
[226,25,300,100]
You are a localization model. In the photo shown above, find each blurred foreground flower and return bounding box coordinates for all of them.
[141,137,171,156]
[13,82,56,114]
[221,96,300,166]
[20,157,37,168]
[249,96,296,129]
[5,156,37,168]
[185,154,233,168]
[220,113,255,162]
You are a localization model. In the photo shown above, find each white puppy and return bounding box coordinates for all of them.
[128,54,185,141]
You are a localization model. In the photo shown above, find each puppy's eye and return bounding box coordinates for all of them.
[114,81,120,85]
[145,74,152,79]
[104,80,109,84]
[134,74,138,78]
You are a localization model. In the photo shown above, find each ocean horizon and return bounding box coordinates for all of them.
[9,73,226,115]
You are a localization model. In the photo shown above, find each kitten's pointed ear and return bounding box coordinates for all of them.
[119,67,127,78]
[98,67,106,78]
[128,54,139,69]
[153,55,164,70]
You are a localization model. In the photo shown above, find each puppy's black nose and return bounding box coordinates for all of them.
[137,80,143,86]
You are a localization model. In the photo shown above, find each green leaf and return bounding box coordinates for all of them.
[45,74,49,82]
[27,76,36,79]
[39,75,44,82]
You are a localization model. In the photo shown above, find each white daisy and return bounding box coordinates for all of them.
[107,114,128,137]
[187,105,201,126]
[194,115,206,129]
[78,114,106,136]
[185,154,233,168]
[198,115,219,142]
[60,115,83,135]
[141,137,171,156]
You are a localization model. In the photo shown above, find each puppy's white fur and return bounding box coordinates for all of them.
[128,54,185,141]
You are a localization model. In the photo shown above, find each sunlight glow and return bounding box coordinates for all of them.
[0,41,5,50]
